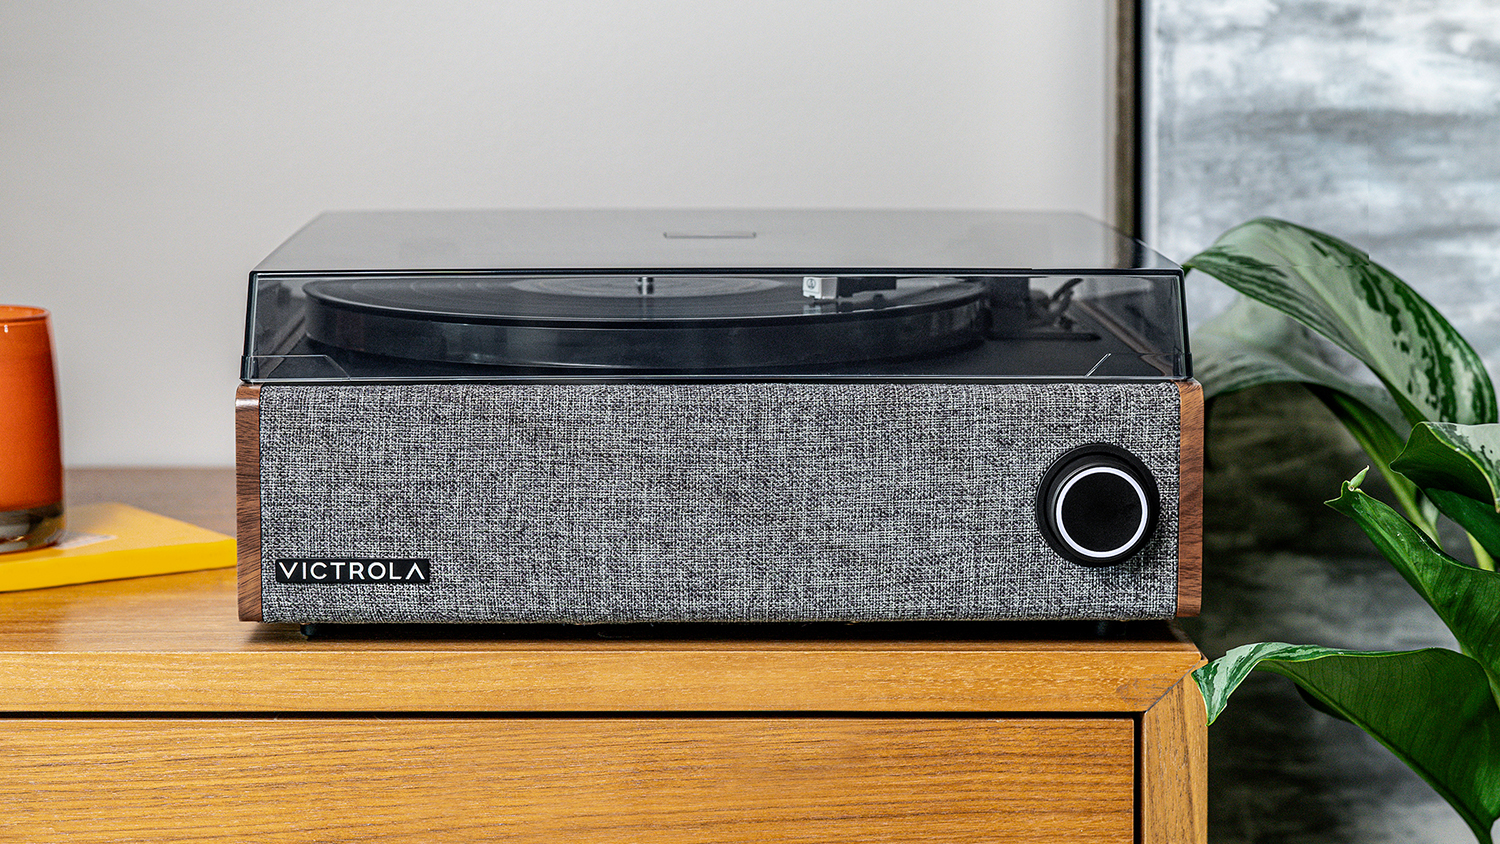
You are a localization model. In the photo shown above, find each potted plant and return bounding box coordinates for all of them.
[1184,218,1500,843]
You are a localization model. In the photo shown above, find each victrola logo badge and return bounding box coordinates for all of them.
[275,558,431,584]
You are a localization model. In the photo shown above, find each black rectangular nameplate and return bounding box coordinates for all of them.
[275,558,431,584]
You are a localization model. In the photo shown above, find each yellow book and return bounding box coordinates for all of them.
[0,502,234,592]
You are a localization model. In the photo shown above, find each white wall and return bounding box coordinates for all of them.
[1,1,1113,466]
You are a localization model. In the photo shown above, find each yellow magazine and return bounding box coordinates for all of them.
[0,502,233,592]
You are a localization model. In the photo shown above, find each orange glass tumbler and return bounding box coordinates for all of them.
[0,306,63,552]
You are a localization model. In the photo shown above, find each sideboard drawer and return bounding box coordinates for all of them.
[2,717,1133,843]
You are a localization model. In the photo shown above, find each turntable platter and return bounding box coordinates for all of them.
[302,275,986,371]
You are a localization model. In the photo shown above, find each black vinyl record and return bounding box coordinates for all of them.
[302,275,985,371]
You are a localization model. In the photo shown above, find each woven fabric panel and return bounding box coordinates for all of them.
[258,382,1181,623]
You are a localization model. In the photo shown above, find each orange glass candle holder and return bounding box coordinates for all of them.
[0,305,64,552]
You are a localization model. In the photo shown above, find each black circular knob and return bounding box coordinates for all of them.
[1036,444,1159,567]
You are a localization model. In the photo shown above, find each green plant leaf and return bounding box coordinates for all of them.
[1394,423,1500,509]
[1306,385,1410,470]
[1193,295,1433,529]
[1194,296,1408,433]
[1391,423,1500,566]
[1424,489,1500,569]
[1185,217,1497,427]
[1194,643,1500,843]
[1326,479,1500,692]
[1422,488,1500,566]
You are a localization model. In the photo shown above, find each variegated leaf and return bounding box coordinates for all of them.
[1326,477,1500,687]
[1194,643,1500,844]
[1394,423,1500,510]
[1194,295,1427,525]
[1193,295,1406,433]
[1186,218,1496,427]
[1391,422,1500,565]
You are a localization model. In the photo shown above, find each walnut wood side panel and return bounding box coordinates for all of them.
[235,385,261,621]
[0,717,1134,843]
[1176,380,1204,616]
[1140,676,1209,844]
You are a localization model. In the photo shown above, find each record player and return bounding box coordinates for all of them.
[236,209,1201,624]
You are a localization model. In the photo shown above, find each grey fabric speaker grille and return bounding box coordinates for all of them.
[257,382,1181,623]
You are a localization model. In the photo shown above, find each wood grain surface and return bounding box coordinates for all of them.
[1,469,1205,713]
[1140,676,1209,844]
[65,468,234,536]
[1176,379,1204,616]
[234,385,261,621]
[6,469,1206,842]
[0,561,1201,713]
[0,717,1134,843]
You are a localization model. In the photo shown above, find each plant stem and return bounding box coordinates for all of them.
[1469,533,1497,572]
[1313,387,1440,539]
[1385,466,1440,541]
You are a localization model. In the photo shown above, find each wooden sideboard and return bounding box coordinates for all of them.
[0,469,1205,843]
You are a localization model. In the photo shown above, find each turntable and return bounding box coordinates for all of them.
[237,209,1201,624]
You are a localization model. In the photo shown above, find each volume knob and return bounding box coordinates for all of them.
[1037,444,1159,567]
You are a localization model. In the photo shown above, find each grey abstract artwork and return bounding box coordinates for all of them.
[1153,0,1500,354]
[1151,2,1498,843]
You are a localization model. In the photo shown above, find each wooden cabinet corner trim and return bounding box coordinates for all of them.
[1139,673,1207,844]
